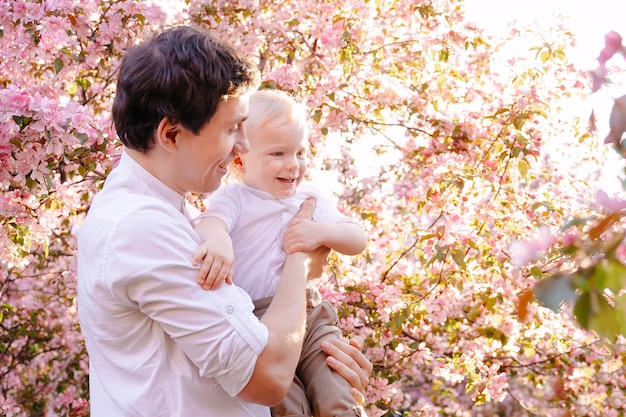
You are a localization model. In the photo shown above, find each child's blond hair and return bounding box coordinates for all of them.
[246,89,308,137]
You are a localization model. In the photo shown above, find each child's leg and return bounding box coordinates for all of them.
[299,300,368,417]
[252,296,273,319]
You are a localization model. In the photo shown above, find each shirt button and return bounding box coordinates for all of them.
[226,305,235,314]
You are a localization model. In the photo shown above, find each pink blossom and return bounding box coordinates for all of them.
[319,20,345,49]
[266,64,303,92]
[596,189,626,212]
[562,232,577,248]
[0,396,23,417]
[598,31,624,66]
[508,225,554,267]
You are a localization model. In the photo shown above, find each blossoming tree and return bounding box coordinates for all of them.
[1,1,166,415]
[1,0,625,416]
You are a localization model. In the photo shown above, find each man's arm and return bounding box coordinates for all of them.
[236,199,317,405]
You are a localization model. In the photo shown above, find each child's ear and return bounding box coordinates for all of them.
[231,154,245,173]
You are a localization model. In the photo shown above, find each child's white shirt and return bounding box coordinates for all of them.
[194,182,355,300]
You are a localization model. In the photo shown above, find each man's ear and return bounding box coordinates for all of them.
[155,117,179,153]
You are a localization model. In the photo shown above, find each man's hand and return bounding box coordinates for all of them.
[283,197,317,252]
[321,337,372,405]
[283,197,330,279]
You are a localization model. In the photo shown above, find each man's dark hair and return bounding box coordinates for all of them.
[112,26,260,152]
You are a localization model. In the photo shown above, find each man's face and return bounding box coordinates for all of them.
[173,95,250,194]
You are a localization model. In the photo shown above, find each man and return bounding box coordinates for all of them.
[76,25,371,416]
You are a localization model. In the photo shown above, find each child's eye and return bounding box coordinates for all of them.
[297,151,306,158]
[272,152,283,157]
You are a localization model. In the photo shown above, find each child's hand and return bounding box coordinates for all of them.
[192,241,234,290]
[283,218,322,254]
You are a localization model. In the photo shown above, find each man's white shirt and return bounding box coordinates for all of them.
[77,151,270,416]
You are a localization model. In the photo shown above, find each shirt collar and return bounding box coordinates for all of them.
[119,151,187,213]
[239,183,310,205]
[240,183,277,200]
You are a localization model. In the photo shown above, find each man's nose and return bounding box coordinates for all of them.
[234,127,250,154]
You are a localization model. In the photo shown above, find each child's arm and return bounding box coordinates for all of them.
[192,216,234,290]
[283,219,367,256]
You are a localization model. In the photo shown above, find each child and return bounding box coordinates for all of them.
[192,89,368,417]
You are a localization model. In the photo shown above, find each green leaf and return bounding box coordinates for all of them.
[614,294,626,336]
[534,274,578,313]
[513,114,528,130]
[559,217,590,232]
[518,159,529,178]
[435,244,447,262]
[451,248,466,269]
[12,115,32,132]
[492,107,510,117]
[53,57,64,74]
[25,176,36,190]
[76,132,89,145]
[45,173,53,190]
[573,291,591,328]
[593,259,626,293]
[420,233,435,242]
[589,292,626,339]
[574,290,626,339]
[77,77,89,89]
[530,266,543,278]
[67,81,78,95]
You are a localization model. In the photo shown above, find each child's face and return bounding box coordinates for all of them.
[240,120,308,199]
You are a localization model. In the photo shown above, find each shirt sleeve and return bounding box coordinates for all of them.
[107,202,267,396]
[192,186,240,232]
[306,185,358,225]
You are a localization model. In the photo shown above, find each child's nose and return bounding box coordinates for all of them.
[285,155,299,169]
